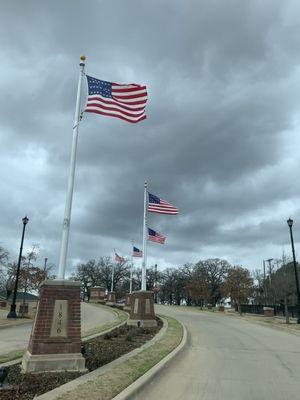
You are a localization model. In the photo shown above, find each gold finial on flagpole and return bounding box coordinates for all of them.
[144,180,148,188]
[80,55,86,61]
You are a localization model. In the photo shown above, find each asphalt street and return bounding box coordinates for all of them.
[133,305,300,400]
[0,302,116,356]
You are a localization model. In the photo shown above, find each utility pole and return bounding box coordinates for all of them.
[266,258,274,304]
[263,260,267,304]
[266,258,273,284]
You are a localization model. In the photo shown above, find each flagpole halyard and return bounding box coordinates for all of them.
[141,180,148,290]
[57,55,86,280]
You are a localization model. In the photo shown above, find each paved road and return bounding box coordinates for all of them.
[0,302,116,356]
[134,305,300,400]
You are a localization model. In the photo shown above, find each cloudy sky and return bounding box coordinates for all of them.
[1,0,300,276]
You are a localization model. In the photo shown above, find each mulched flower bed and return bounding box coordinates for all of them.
[0,319,162,400]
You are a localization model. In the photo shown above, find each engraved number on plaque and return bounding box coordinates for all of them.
[50,300,68,337]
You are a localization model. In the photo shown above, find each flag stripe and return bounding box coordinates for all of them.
[111,95,148,104]
[85,108,146,123]
[112,83,145,89]
[87,96,146,111]
[147,208,178,215]
[112,86,146,94]
[112,86,147,93]
[112,92,147,100]
[86,102,145,117]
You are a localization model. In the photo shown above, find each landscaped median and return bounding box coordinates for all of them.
[36,315,185,400]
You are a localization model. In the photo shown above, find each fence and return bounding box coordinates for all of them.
[237,304,299,318]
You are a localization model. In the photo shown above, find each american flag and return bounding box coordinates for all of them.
[132,246,143,257]
[85,75,148,123]
[148,228,166,244]
[148,193,179,215]
[115,252,125,263]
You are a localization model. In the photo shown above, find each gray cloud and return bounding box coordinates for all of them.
[1,1,300,276]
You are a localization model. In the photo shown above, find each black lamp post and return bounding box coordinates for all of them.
[7,216,29,318]
[287,218,300,324]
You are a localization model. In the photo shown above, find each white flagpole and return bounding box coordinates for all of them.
[141,181,148,290]
[111,263,115,292]
[57,55,86,280]
[111,251,115,292]
[130,257,133,294]
[130,240,134,294]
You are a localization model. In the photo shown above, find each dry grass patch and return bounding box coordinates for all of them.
[0,349,24,364]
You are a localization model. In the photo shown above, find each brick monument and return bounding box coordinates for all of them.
[128,291,157,327]
[22,280,86,372]
[263,306,274,317]
[106,291,116,306]
[123,293,132,312]
[90,286,106,304]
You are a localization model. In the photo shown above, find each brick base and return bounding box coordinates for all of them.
[22,280,85,373]
[22,351,86,373]
[127,291,157,327]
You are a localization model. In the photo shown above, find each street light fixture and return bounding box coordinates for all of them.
[286,218,300,324]
[7,216,29,318]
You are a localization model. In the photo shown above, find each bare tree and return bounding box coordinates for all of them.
[222,266,253,314]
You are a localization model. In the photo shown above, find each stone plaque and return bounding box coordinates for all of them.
[50,300,68,338]
[133,298,139,314]
[145,298,151,314]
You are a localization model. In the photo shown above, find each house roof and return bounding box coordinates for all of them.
[0,289,39,301]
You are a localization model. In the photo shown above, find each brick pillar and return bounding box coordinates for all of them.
[106,291,116,306]
[90,286,106,304]
[90,286,100,301]
[128,291,157,327]
[263,306,274,317]
[123,293,132,311]
[22,280,86,373]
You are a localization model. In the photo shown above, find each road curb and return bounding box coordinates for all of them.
[112,319,187,400]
